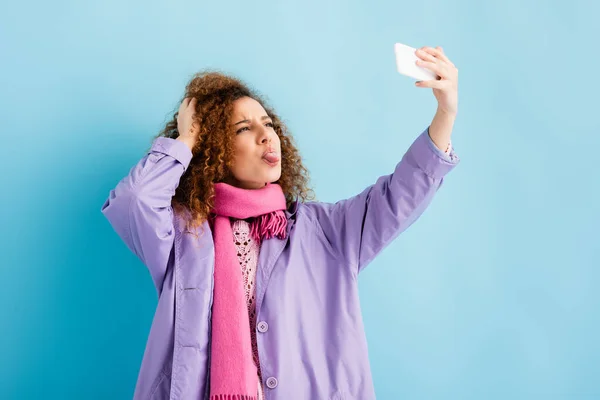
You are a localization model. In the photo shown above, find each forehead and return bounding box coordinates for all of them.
[232,96,267,118]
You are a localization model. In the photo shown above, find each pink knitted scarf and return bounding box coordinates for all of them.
[209,182,288,400]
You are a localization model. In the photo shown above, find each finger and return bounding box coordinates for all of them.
[415,48,437,63]
[417,47,454,76]
[179,97,190,113]
[423,46,454,66]
[415,79,447,89]
[415,59,448,79]
[422,46,446,61]
[435,47,454,67]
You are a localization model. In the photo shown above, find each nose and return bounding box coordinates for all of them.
[258,125,275,145]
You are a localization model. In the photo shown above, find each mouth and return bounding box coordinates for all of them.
[262,150,280,166]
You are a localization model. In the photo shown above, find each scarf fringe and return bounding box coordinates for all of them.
[250,210,287,242]
[210,395,257,400]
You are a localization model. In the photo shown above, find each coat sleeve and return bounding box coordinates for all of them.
[101,137,193,293]
[306,126,460,275]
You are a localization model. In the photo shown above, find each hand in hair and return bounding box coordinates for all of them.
[176,97,200,151]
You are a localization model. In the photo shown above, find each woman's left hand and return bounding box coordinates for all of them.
[415,46,458,116]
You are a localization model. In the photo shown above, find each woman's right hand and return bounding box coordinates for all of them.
[176,97,199,151]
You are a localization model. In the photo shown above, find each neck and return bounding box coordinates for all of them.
[224,177,268,190]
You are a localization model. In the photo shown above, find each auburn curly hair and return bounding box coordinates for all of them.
[152,70,314,235]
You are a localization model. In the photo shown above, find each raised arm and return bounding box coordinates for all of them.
[101,98,199,295]
[306,126,459,275]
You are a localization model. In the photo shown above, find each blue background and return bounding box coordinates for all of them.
[1,0,598,399]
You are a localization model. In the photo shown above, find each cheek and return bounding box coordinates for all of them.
[274,135,282,150]
[233,139,250,158]
[232,141,256,170]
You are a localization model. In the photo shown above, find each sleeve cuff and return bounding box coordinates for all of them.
[407,126,460,179]
[149,137,194,171]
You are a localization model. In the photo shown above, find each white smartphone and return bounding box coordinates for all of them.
[394,42,438,81]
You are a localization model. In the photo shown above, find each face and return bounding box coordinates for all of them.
[227,96,282,189]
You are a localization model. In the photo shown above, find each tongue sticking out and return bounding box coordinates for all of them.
[263,153,280,163]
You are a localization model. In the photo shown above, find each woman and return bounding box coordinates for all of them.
[101,45,460,400]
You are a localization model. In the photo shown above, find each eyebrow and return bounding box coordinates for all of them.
[233,116,272,126]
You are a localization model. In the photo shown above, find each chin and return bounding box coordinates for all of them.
[237,168,281,189]
[266,172,282,183]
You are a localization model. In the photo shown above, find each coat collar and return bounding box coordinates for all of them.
[285,197,299,219]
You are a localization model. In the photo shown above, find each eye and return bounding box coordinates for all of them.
[236,126,250,134]
[265,122,274,128]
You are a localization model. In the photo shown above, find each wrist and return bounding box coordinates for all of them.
[176,135,196,152]
[436,107,457,119]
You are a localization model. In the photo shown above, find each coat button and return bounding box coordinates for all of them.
[266,376,278,389]
[257,321,269,333]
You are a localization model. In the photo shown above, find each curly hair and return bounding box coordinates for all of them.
[152,70,314,235]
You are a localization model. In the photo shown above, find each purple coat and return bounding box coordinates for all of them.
[101,127,459,399]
